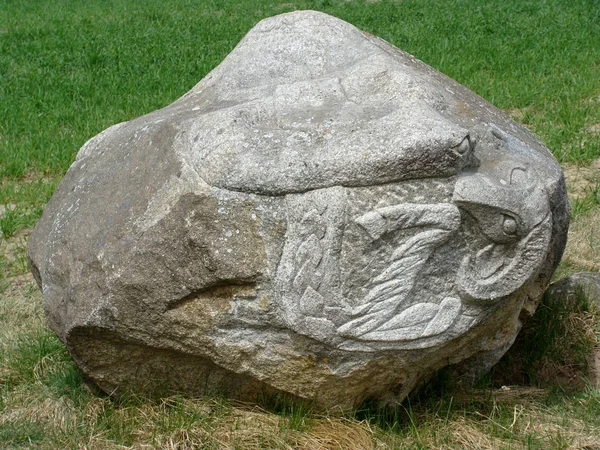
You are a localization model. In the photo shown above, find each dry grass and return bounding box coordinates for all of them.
[0,273,41,328]
[367,389,600,449]
[0,279,386,449]
[557,160,600,276]
[563,162,600,203]
[1,271,599,450]
[295,417,377,449]
[490,278,600,391]
[563,209,600,272]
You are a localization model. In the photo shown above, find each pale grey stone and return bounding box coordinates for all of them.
[28,10,570,409]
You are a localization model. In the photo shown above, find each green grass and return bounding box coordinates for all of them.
[1,0,600,448]
[1,0,599,180]
[0,420,46,447]
[571,181,600,218]
[1,0,599,244]
[0,178,57,239]
[1,0,599,242]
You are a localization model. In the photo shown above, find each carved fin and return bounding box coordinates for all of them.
[375,302,439,332]
[299,286,325,316]
[421,297,461,337]
[361,326,425,341]
[355,211,387,240]
[337,315,379,337]
[338,226,456,340]
[357,297,460,341]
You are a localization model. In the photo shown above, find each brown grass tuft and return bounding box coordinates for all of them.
[447,418,515,450]
[212,407,294,450]
[296,417,376,450]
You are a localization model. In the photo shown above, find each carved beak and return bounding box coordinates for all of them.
[452,171,552,300]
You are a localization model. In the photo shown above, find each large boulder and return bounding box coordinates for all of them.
[28,11,570,409]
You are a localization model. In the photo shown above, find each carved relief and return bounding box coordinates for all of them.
[453,167,552,300]
[275,157,552,351]
[275,186,347,341]
[337,204,462,341]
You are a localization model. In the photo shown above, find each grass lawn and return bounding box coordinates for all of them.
[1,0,600,448]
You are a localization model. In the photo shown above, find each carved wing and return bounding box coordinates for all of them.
[338,203,461,341]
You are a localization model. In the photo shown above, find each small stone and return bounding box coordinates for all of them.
[546,272,600,310]
[545,272,600,390]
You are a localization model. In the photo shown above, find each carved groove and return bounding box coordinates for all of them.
[166,283,257,311]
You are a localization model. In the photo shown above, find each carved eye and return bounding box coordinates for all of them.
[456,137,471,154]
[502,216,518,235]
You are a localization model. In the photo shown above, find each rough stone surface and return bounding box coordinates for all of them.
[28,11,570,409]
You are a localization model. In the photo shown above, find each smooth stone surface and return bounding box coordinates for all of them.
[28,10,570,409]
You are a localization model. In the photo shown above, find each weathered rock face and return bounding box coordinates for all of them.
[28,11,570,409]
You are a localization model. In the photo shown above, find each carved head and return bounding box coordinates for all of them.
[452,167,552,300]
